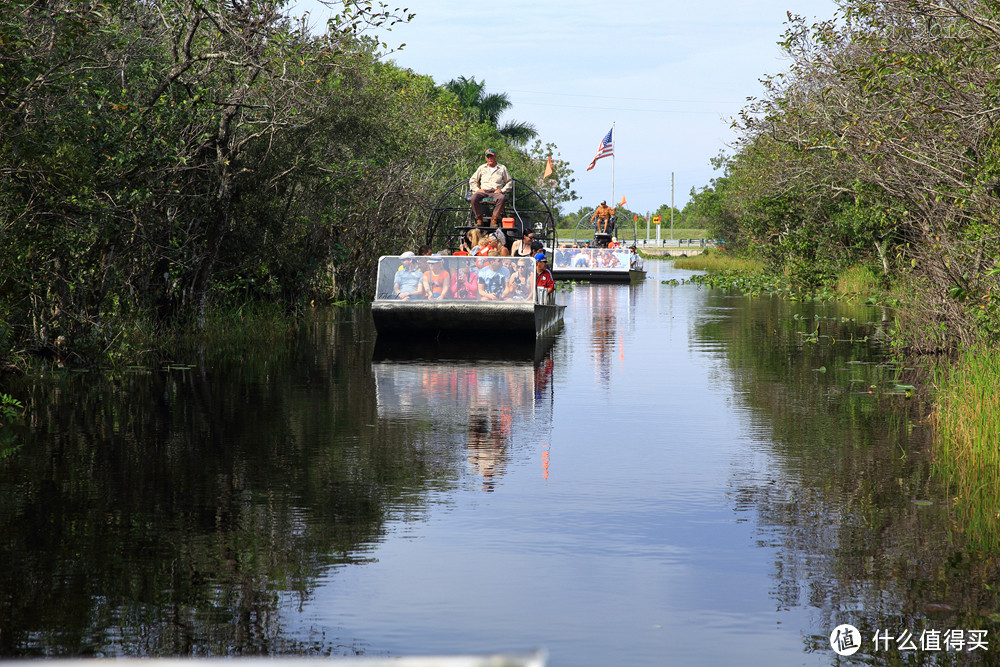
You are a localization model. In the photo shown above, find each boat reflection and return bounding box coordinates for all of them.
[373,353,555,491]
[575,283,639,390]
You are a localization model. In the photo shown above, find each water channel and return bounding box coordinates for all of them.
[2,258,998,665]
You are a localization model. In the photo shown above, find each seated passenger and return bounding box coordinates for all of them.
[459,228,483,255]
[469,148,512,226]
[451,264,480,299]
[487,234,510,256]
[422,255,450,301]
[492,227,508,252]
[511,231,535,257]
[502,259,533,300]
[477,256,508,300]
[393,251,424,299]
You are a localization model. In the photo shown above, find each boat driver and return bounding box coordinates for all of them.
[469,149,513,227]
[591,200,614,235]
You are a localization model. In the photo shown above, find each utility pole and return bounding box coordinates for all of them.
[670,172,675,242]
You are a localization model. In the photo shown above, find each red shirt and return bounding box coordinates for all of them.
[536,268,555,291]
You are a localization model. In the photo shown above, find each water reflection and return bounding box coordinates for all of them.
[577,284,637,389]
[8,269,1000,664]
[373,356,554,492]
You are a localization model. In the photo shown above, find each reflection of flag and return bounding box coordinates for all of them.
[586,127,614,171]
[543,156,553,179]
[619,195,626,207]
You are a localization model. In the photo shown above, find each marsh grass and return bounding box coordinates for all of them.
[932,348,1000,551]
[836,265,883,301]
[185,301,299,358]
[671,251,764,274]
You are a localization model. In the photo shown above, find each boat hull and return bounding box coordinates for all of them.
[552,268,645,283]
[372,301,564,339]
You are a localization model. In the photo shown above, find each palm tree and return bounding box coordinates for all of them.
[444,76,537,146]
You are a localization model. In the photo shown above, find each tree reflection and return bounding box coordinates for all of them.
[0,307,453,656]
[697,295,1000,660]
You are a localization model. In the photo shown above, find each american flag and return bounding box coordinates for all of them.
[586,127,614,171]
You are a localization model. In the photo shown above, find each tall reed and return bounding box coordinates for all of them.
[932,348,1000,551]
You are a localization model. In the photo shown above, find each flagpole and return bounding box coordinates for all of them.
[610,121,616,208]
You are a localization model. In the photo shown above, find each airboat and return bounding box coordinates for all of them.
[369,178,565,341]
[371,254,564,340]
[550,207,646,283]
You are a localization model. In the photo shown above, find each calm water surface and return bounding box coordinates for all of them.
[2,259,997,665]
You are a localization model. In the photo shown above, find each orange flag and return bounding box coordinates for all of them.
[619,195,627,207]
[543,156,553,179]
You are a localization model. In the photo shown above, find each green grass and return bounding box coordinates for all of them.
[670,251,764,274]
[835,264,883,301]
[932,347,1000,552]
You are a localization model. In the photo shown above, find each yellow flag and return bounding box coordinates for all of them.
[543,156,553,179]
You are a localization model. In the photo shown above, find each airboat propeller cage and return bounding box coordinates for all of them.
[425,178,557,253]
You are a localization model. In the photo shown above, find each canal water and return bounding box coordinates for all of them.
[2,259,997,665]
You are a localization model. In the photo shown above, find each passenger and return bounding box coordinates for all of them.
[477,256,507,300]
[511,230,535,257]
[492,228,510,254]
[452,264,480,299]
[591,200,613,235]
[497,253,512,282]
[417,245,432,256]
[484,235,501,255]
[422,255,450,301]
[502,259,533,300]
[629,245,639,268]
[469,148,513,227]
[554,244,569,266]
[535,252,555,294]
[460,228,484,255]
[393,251,424,299]
[529,239,544,254]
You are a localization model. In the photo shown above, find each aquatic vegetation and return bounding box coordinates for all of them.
[931,348,1000,552]
[0,393,24,459]
[671,250,764,274]
[836,264,883,301]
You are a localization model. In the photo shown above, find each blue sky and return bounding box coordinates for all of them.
[290,0,837,213]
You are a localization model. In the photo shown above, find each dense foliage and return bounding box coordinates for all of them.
[0,0,576,366]
[694,0,1000,351]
